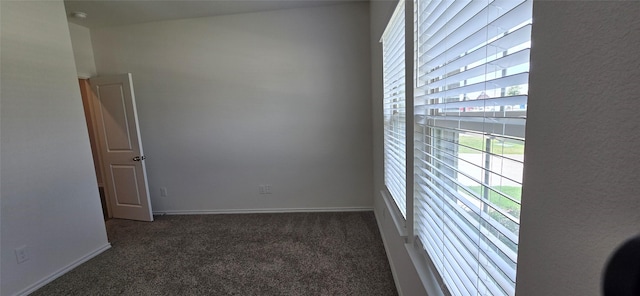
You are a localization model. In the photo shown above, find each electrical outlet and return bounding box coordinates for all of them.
[15,246,29,264]
[160,187,168,197]
[259,185,273,194]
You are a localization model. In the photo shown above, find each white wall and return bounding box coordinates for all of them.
[68,22,101,185]
[90,3,373,213]
[68,22,97,78]
[516,2,640,295]
[371,1,640,296]
[0,1,109,295]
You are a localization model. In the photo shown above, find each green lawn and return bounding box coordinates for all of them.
[466,185,521,217]
[458,134,524,154]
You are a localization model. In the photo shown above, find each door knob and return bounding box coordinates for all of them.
[133,156,146,161]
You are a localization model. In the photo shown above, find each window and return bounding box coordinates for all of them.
[413,0,532,295]
[381,1,407,218]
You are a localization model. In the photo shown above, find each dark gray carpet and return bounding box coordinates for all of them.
[32,211,398,295]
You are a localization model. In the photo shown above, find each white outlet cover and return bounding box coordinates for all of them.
[15,246,29,264]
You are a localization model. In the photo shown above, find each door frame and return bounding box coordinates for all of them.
[78,76,113,219]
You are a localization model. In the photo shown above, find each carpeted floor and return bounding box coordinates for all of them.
[32,211,398,295]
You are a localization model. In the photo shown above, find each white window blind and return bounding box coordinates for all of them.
[414,0,532,295]
[382,1,407,218]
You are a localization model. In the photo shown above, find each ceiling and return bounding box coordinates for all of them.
[64,0,358,29]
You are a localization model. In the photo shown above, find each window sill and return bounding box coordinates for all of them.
[405,241,450,296]
[380,189,408,240]
[379,189,449,296]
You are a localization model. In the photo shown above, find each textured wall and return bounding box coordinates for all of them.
[90,3,373,213]
[1,1,109,295]
[516,2,640,295]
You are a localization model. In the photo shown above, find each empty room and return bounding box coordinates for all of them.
[1,0,639,296]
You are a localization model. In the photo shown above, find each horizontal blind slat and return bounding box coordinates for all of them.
[419,48,531,90]
[416,72,529,101]
[418,24,531,78]
[422,164,517,245]
[416,94,527,111]
[416,154,522,229]
[421,0,528,65]
[416,117,526,138]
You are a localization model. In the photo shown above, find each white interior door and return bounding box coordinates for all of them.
[89,74,153,222]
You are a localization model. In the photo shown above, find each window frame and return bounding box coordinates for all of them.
[379,0,532,295]
[381,0,410,221]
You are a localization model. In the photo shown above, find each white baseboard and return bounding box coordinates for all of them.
[14,243,111,296]
[153,207,373,216]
